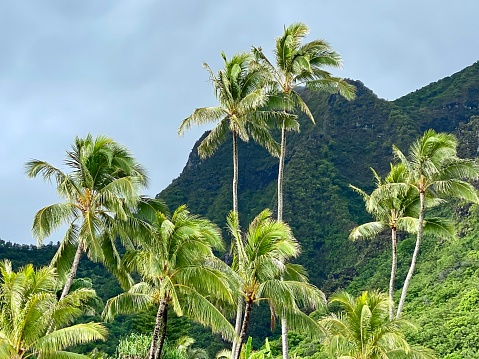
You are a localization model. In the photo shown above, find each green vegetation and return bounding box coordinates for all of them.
[0,260,107,359]
[253,23,356,358]
[26,134,149,298]
[227,209,324,359]
[179,51,282,217]
[2,23,479,359]
[392,129,479,317]
[103,205,235,359]
[319,290,434,358]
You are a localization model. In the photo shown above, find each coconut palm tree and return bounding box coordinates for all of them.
[393,129,479,317]
[319,290,435,359]
[253,23,356,358]
[350,163,454,319]
[103,205,236,359]
[227,209,324,359]
[25,134,148,300]
[178,51,288,216]
[253,22,356,223]
[0,260,107,359]
[179,52,291,351]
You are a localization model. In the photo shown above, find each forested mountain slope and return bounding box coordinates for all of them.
[158,61,479,291]
[3,61,479,358]
[157,62,479,358]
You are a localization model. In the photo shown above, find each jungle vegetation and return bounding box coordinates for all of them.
[2,23,479,359]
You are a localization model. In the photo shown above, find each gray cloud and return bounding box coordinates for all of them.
[1,0,478,245]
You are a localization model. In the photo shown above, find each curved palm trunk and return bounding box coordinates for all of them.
[59,242,83,301]
[156,301,169,359]
[396,191,425,318]
[278,122,288,359]
[389,227,398,319]
[232,132,239,215]
[46,242,84,335]
[233,299,253,359]
[149,298,168,359]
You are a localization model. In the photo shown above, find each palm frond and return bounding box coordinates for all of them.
[349,222,386,241]
[102,288,154,321]
[181,286,237,342]
[197,118,230,159]
[179,107,226,135]
[36,323,107,353]
[32,203,78,242]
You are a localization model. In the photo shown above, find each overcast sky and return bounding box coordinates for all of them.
[1,1,478,246]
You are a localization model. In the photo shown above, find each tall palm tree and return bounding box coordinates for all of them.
[103,205,236,359]
[25,134,148,300]
[393,129,479,317]
[319,290,435,359]
[227,209,324,359]
[0,260,107,359]
[350,163,454,319]
[253,22,356,222]
[253,22,356,359]
[179,52,289,351]
[178,52,284,217]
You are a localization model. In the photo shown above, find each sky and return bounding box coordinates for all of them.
[1,1,478,246]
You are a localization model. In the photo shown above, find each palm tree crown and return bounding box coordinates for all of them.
[25,134,148,298]
[179,52,284,216]
[228,209,324,359]
[393,129,479,317]
[350,163,454,318]
[0,260,106,359]
[255,22,356,118]
[319,290,434,359]
[103,205,236,359]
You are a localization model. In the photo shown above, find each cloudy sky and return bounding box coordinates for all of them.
[1,1,478,246]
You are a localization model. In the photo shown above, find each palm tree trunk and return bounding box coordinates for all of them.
[233,299,253,359]
[232,132,239,215]
[396,191,425,317]
[281,313,288,359]
[59,242,83,301]
[46,242,84,335]
[389,227,397,319]
[231,298,243,359]
[149,298,168,359]
[156,301,169,359]
[277,122,286,222]
[231,131,241,359]
[278,121,289,359]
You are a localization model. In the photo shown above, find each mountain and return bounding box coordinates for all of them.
[3,62,479,358]
[394,61,479,133]
[158,62,479,290]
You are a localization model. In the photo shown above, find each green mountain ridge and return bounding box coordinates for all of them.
[3,61,479,358]
[157,61,479,357]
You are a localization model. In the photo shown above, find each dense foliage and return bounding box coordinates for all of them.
[2,55,479,358]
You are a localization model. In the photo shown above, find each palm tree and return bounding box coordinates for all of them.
[253,23,356,358]
[0,260,107,359]
[179,52,290,351]
[103,205,236,359]
[393,129,479,317]
[25,134,148,300]
[227,209,324,359]
[253,22,356,222]
[319,290,435,359]
[178,51,286,216]
[350,163,454,319]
